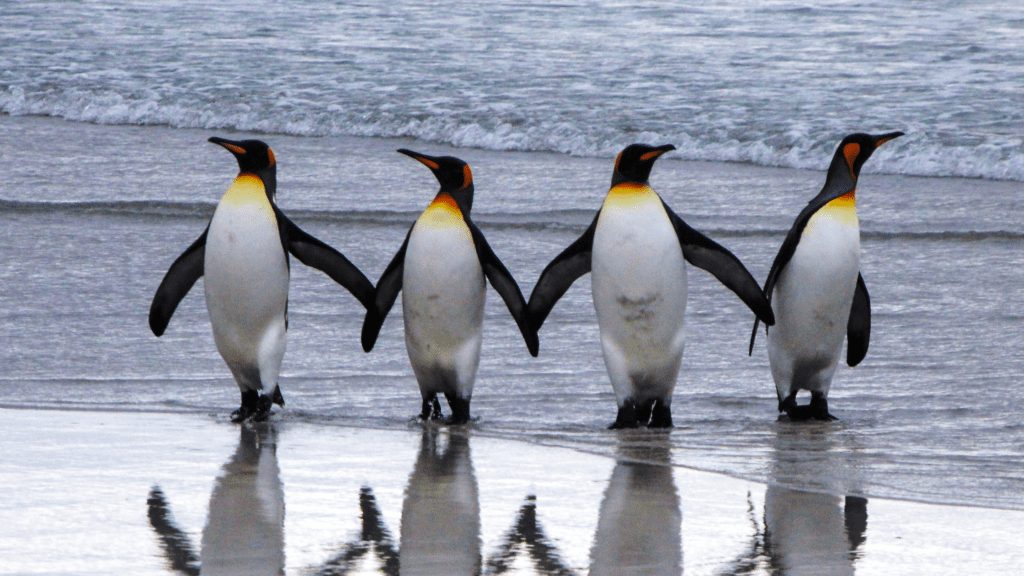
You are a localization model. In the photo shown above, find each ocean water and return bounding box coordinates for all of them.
[2,0,1024,573]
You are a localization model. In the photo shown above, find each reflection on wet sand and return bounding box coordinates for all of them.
[720,424,869,575]
[149,423,284,576]
[486,495,576,575]
[400,429,482,575]
[591,433,682,576]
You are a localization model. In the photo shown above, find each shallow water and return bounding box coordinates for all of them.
[2,1,1024,570]
[1,116,1022,516]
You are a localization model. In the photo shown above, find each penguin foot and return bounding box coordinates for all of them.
[252,394,274,422]
[444,393,471,425]
[649,400,673,428]
[609,401,640,430]
[271,385,285,408]
[420,394,444,421]
[809,393,837,421]
[636,399,655,426]
[231,389,261,423]
[780,393,837,422]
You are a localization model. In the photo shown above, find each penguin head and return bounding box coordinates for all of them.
[209,137,278,198]
[827,131,904,185]
[611,143,676,187]
[398,148,475,212]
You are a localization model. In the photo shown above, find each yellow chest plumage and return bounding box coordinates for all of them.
[417,192,468,232]
[602,182,660,210]
[810,190,858,229]
[219,174,277,223]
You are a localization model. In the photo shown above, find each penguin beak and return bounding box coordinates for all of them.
[639,144,677,162]
[873,132,904,148]
[209,137,248,156]
[397,148,441,171]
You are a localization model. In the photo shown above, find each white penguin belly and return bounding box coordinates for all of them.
[768,206,860,397]
[204,176,289,392]
[402,211,485,397]
[592,185,687,405]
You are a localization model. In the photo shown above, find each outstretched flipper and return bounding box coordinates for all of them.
[149,228,208,337]
[525,213,599,333]
[662,201,775,326]
[846,273,870,367]
[361,230,411,352]
[466,218,539,357]
[275,208,375,310]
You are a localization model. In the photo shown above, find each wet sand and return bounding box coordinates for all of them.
[2,407,1020,575]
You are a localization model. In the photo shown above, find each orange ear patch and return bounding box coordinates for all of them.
[223,143,247,155]
[267,148,276,166]
[461,164,473,189]
[613,151,623,172]
[843,143,861,176]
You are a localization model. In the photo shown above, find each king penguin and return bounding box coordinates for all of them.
[149,137,375,422]
[749,131,904,421]
[527,143,775,429]
[361,149,539,425]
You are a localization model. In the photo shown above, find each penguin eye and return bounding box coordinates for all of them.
[843,143,861,176]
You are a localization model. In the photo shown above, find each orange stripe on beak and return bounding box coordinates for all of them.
[223,143,247,155]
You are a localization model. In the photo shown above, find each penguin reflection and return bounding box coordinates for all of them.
[148,423,284,576]
[400,428,482,575]
[721,427,868,575]
[590,434,682,576]
[762,489,867,576]
[762,425,866,576]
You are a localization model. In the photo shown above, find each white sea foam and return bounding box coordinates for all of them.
[2,0,1023,180]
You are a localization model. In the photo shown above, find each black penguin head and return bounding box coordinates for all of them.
[398,148,475,212]
[827,131,904,184]
[611,143,676,187]
[209,137,276,174]
[209,137,278,199]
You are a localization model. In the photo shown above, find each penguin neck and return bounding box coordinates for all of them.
[440,186,473,215]
[610,171,647,188]
[240,168,277,204]
[827,189,856,209]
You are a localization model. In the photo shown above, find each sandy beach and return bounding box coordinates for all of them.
[1,407,1020,576]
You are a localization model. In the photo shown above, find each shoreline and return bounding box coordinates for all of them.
[4,407,1022,575]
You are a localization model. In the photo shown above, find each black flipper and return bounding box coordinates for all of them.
[525,213,599,333]
[149,228,208,337]
[846,272,870,367]
[465,217,539,357]
[361,229,411,353]
[275,208,375,310]
[661,201,775,326]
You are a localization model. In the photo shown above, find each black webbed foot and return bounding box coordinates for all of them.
[271,385,285,407]
[252,394,274,422]
[780,392,837,422]
[609,400,640,430]
[420,393,444,421]
[649,400,674,428]
[444,392,471,425]
[636,398,655,425]
[231,389,260,423]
